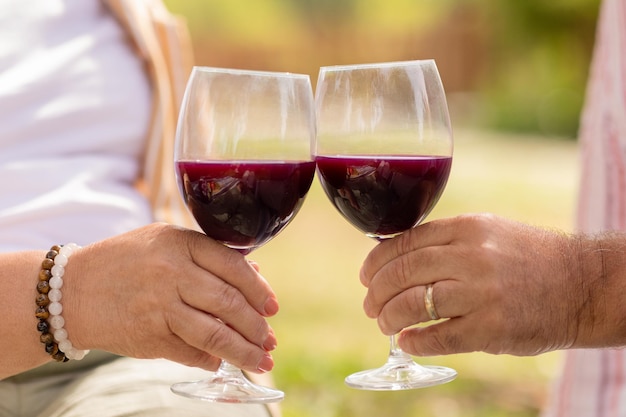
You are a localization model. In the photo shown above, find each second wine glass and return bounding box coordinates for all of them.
[314,59,457,390]
[172,66,316,403]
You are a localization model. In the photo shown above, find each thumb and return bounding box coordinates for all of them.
[398,318,475,356]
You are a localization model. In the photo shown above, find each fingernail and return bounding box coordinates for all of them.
[248,260,260,272]
[257,353,274,373]
[263,297,279,316]
[263,330,277,351]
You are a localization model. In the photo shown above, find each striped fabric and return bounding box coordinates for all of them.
[542,0,626,415]
[104,0,195,228]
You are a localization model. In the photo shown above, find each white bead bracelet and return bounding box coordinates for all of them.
[36,243,89,361]
[50,243,89,361]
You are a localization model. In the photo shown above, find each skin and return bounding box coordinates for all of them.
[360,213,626,357]
[1,222,278,380]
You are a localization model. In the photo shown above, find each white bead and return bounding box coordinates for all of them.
[54,253,68,267]
[65,347,77,359]
[66,348,89,361]
[48,301,63,316]
[48,289,62,302]
[54,328,68,341]
[58,339,73,353]
[49,315,65,329]
[59,244,75,257]
[51,264,65,277]
[49,276,63,289]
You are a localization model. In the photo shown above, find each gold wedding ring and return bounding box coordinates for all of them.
[424,284,440,321]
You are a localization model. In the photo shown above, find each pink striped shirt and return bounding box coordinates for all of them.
[542,0,626,415]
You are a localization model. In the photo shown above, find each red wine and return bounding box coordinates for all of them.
[177,160,315,254]
[315,155,452,238]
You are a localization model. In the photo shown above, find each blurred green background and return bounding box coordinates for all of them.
[163,1,595,415]
[166,0,600,138]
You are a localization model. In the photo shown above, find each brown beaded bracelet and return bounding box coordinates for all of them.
[36,245,68,362]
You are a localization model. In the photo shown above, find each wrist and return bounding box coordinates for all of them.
[568,233,626,348]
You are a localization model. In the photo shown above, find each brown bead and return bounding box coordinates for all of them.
[51,350,66,362]
[46,342,59,355]
[35,306,49,320]
[39,269,52,281]
[50,245,62,252]
[41,258,54,270]
[35,293,49,307]
[40,332,54,345]
[36,280,50,294]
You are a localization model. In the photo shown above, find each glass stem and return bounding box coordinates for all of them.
[388,334,412,363]
[215,359,246,380]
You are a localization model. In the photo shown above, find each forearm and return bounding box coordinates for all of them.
[1,250,55,379]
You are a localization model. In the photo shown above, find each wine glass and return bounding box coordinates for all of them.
[314,59,457,390]
[171,66,316,403]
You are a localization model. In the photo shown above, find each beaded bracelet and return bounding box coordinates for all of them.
[36,243,89,361]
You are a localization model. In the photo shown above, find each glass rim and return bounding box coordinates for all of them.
[318,59,437,72]
[191,65,311,80]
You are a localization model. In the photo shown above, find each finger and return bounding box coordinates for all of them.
[189,236,279,317]
[363,245,457,317]
[178,267,276,350]
[364,234,493,319]
[159,339,223,371]
[397,313,506,357]
[375,280,473,335]
[248,260,261,272]
[360,218,460,287]
[397,318,476,356]
[166,303,274,373]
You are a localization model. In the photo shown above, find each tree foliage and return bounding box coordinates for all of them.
[165,0,602,137]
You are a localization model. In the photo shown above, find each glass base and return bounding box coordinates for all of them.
[345,360,457,391]
[170,362,284,404]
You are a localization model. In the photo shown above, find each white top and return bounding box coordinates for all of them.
[0,0,153,251]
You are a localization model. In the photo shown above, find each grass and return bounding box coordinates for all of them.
[250,129,579,417]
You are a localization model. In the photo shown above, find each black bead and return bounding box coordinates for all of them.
[45,342,57,354]
[37,320,49,333]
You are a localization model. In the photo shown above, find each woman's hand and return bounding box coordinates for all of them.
[63,223,278,373]
[360,214,626,357]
